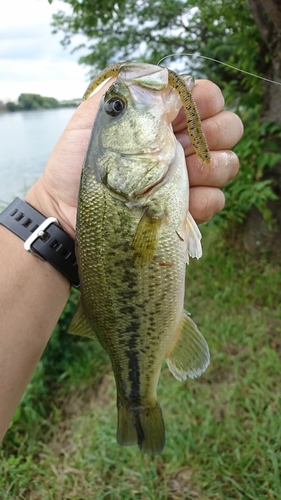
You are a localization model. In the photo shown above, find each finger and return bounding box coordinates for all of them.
[200,110,244,151]
[187,150,240,188]
[192,79,225,120]
[47,79,117,176]
[173,79,225,130]
[189,186,226,224]
[176,110,244,152]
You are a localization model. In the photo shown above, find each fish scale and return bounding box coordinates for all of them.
[70,62,210,455]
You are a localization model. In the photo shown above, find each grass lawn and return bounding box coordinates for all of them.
[1,226,280,499]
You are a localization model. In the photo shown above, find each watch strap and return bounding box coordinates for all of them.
[0,198,79,288]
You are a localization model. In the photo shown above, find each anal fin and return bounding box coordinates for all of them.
[166,311,210,381]
[69,300,97,340]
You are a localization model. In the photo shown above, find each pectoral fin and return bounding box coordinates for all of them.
[69,301,97,340]
[177,211,202,263]
[131,209,164,266]
[166,311,210,381]
[186,211,202,260]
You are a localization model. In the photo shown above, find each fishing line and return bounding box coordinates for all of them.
[157,53,281,86]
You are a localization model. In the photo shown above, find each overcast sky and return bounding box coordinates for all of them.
[0,0,89,102]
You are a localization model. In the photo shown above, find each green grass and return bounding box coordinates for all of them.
[1,226,281,499]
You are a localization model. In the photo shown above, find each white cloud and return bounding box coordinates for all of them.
[0,0,89,101]
[1,62,87,101]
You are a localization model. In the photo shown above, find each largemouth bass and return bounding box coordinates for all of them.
[70,62,210,455]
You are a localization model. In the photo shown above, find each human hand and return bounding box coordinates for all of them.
[26,78,243,238]
[26,83,111,238]
[173,79,243,224]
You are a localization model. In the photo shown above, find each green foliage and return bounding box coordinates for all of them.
[5,94,79,112]
[48,0,279,229]
[5,94,60,112]
[5,101,18,112]
[50,0,266,107]
[18,93,60,110]
[48,0,127,28]
[212,109,281,228]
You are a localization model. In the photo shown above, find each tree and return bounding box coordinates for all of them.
[241,0,281,251]
[18,94,60,110]
[248,0,281,123]
[5,101,18,112]
[49,0,264,104]
[49,0,281,248]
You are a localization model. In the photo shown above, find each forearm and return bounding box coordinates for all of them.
[0,197,71,441]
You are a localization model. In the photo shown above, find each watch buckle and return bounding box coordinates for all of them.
[24,217,59,257]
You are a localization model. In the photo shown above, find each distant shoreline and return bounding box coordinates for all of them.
[0,105,79,114]
[0,93,81,113]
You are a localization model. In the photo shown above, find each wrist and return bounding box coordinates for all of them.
[25,178,76,240]
[0,197,79,288]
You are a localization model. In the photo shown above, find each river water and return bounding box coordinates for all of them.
[0,107,77,208]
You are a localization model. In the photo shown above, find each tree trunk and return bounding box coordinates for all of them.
[248,0,281,123]
[244,0,281,251]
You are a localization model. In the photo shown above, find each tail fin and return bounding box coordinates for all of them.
[116,401,165,455]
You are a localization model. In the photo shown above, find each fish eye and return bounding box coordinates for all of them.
[104,97,126,117]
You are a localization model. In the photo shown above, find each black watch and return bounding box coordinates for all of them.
[0,198,79,288]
